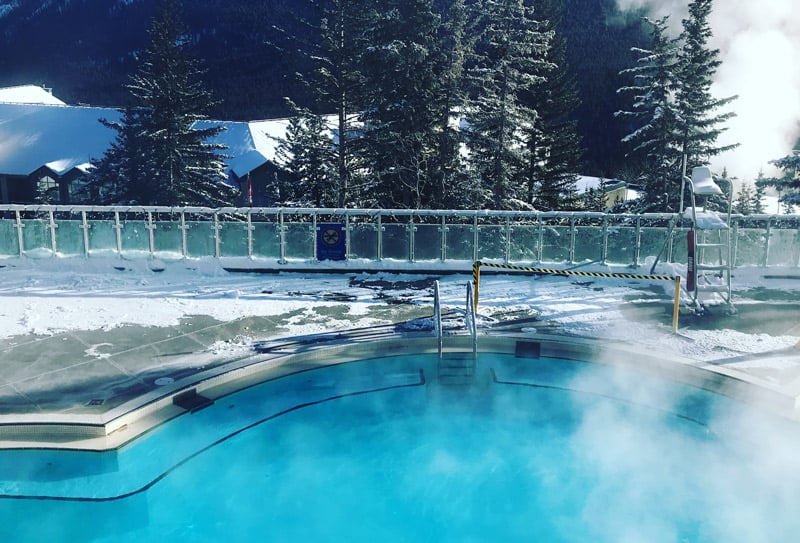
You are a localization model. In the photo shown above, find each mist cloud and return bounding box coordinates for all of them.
[616,0,800,180]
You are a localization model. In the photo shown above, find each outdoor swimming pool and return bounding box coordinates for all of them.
[2,348,800,542]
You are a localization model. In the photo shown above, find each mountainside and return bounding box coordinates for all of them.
[0,0,646,174]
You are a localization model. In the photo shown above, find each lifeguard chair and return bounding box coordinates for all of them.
[683,166,734,313]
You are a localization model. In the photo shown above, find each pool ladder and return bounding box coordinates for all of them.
[434,281,477,385]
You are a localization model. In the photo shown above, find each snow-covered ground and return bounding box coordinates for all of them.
[1,256,798,365]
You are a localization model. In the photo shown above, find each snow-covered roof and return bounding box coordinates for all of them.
[575,175,629,195]
[0,102,295,179]
[0,85,66,105]
[0,102,121,176]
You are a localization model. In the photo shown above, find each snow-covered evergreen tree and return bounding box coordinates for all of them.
[674,0,737,177]
[752,171,767,213]
[93,0,235,206]
[275,100,336,207]
[357,0,444,208]
[83,108,146,204]
[734,182,754,215]
[616,16,682,211]
[522,0,581,211]
[763,151,800,207]
[464,0,552,210]
[305,0,371,207]
[428,0,471,209]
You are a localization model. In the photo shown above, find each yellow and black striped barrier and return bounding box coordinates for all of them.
[472,260,682,333]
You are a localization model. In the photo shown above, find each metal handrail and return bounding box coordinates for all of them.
[465,282,478,357]
[433,280,442,358]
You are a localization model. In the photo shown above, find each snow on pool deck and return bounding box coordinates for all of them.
[0,256,798,416]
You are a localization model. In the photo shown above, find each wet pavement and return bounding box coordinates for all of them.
[0,280,798,423]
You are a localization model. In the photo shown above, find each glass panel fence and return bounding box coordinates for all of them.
[508,224,540,263]
[768,229,800,267]
[0,218,19,256]
[349,222,378,260]
[19,217,51,257]
[445,223,474,261]
[283,221,314,260]
[153,215,183,260]
[119,214,151,259]
[540,224,571,263]
[186,219,215,258]
[381,222,410,261]
[574,225,603,263]
[0,207,795,269]
[605,226,637,265]
[477,224,507,261]
[413,223,441,261]
[219,217,249,258]
[86,216,118,257]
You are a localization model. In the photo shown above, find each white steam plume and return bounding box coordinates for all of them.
[616,0,800,181]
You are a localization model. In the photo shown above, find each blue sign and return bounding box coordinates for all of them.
[316,223,346,261]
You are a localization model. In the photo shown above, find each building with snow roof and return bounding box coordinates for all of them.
[0,86,297,205]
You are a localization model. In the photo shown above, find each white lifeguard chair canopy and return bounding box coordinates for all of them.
[690,166,723,195]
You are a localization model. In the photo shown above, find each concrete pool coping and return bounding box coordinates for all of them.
[1,328,799,451]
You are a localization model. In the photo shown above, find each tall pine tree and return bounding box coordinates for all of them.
[464,0,552,209]
[522,0,581,211]
[357,0,444,208]
[616,16,682,211]
[92,0,234,206]
[675,0,737,183]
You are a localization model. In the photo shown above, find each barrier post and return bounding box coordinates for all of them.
[473,261,481,312]
[672,276,681,333]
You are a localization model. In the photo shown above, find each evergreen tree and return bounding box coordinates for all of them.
[92,0,234,206]
[306,0,371,207]
[275,100,336,207]
[762,151,800,207]
[522,0,581,211]
[357,0,444,208]
[752,169,767,213]
[616,16,682,211]
[464,0,552,209]
[674,0,737,179]
[428,0,471,209]
[734,182,754,215]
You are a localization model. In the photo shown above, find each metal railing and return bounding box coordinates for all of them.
[465,282,478,358]
[1,205,798,269]
[433,279,442,358]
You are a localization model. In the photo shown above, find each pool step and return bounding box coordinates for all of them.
[437,352,475,386]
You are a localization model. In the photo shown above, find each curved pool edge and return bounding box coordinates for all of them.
[0,329,797,451]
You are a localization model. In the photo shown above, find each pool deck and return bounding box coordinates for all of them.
[1,282,799,450]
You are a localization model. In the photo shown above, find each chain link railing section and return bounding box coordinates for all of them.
[1,205,798,269]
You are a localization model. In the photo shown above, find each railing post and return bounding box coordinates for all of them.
[568,216,576,263]
[634,216,641,267]
[278,210,287,264]
[246,210,254,259]
[179,211,189,259]
[14,209,24,256]
[376,213,383,262]
[762,218,772,267]
[213,212,221,259]
[439,215,447,262]
[601,216,608,264]
[146,211,156,257]
[48,209,58,257]
[472,215,479,262]
[80,210,90,257]
[536,217,543,263]
[114,211,123,257]
[409,215,415,262]
[504,216,511,263]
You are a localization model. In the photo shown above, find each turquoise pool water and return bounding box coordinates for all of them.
[2,353,800,542]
